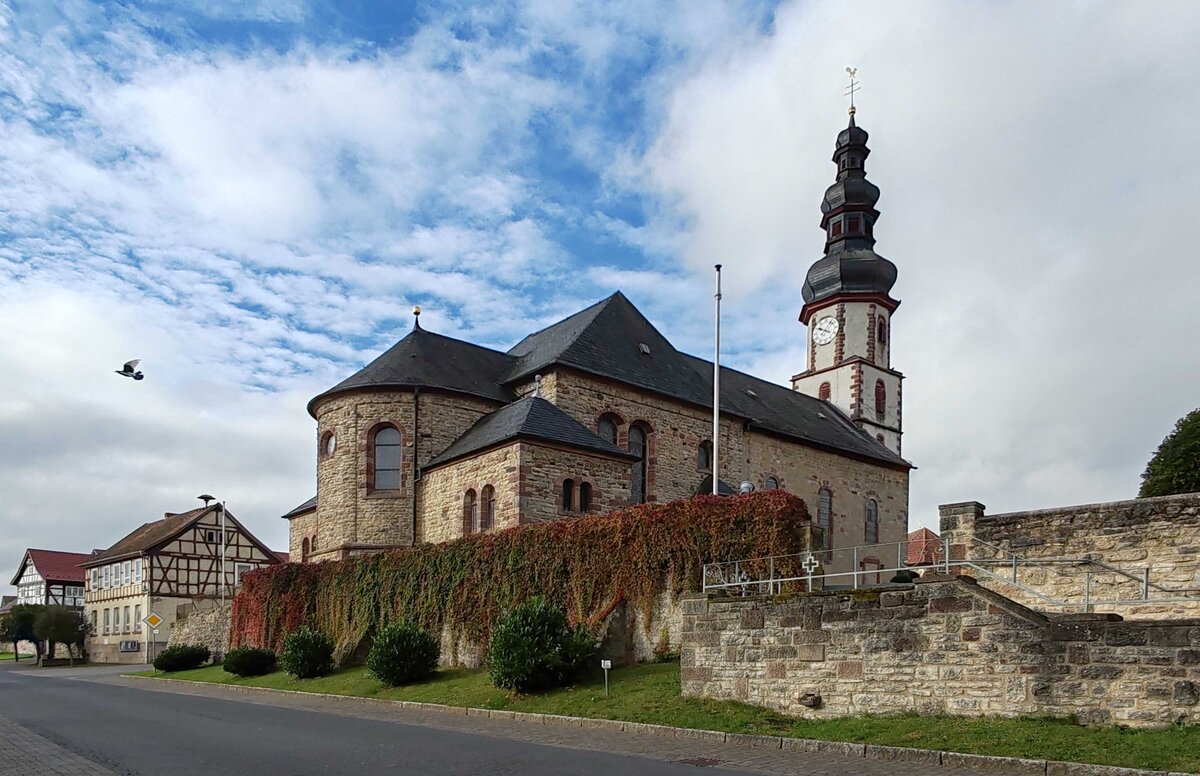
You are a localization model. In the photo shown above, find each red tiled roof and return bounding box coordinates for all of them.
[19,549,91,584]
[82,506,213,566]
[906,527,942,566]
[273,551,290,563]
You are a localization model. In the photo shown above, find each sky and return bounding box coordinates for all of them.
[2,1,1199,584]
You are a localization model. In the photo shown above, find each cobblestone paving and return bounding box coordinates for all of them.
[0,715,115,776]
[104,675,1030,776]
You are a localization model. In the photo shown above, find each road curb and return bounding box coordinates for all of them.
[123,675,1181,776]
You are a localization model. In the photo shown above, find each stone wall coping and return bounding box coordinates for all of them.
[126,675,1181,776]
[980,492,1200,524]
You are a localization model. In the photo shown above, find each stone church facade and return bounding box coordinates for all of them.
[285,114,913,564]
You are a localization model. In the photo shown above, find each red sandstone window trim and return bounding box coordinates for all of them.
[579,482,593,513]
[462,489,478,535]
[365,421,404,495]
[596,412,623,446]
[628,421,653,505]
[480,485,495,530]
[818,382,831,401]
[874,380,886,419]
[561,478,575,512]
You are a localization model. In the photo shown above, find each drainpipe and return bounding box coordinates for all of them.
[411,386,420,545]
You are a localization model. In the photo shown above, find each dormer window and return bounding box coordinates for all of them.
[831,221,843,238]
[847,216,861,234]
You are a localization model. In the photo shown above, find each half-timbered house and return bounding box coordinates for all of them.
[81,504,282,664]
[9,549,89,609]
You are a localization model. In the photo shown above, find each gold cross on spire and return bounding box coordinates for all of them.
[844,67,860,115]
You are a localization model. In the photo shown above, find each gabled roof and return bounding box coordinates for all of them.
[907,527,942,566]
[82,505,280,568]
[505,292,713,403]
[308,325,517,416]
[273,551,290,563]
[693,475,737,496]
[281,496,317,520]
[425,396,638,470]
[9,549,90,586]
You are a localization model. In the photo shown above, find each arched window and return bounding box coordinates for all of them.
[480,485,495,530]
[311,534,318,552]
[817,487,833,551]
[874,380,886,418]
[597,414,620,445]
[562,479,575,512]
[373,426,402,490]
[579,482,592,513]
[818,382,831,401]
[319,430,336,460]
[301,538,310,563]
[877,319,887,347]
[629,424,649,505]
[697,441,712,471]
[462,489,478,535]
[764,475,780,491]
[865,498,879,544]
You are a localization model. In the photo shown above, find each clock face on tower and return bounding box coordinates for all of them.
[812,316,839,345]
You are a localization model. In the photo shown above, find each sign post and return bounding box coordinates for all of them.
[600,659,612,697]
[142,611,164,669]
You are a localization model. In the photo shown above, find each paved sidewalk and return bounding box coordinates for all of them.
[0,715,114,776]
[104,674,1035,776]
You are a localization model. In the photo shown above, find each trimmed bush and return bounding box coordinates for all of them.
[366,622,439,687]
[153,644,211,672]
[487,597,595,693]
[279,627,333,679]
[222,646,277,677]
[890,569,921,583]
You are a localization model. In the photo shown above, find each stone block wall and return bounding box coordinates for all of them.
[940,493,1200,617]
[168,601,231,660]
[681,576,1200,728]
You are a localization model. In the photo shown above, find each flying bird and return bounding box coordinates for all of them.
[115,359,144,380]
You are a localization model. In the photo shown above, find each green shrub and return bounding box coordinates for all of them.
[153,644,211,672]
[486,597,595,693]
[890,569,920,583]
[366,622,439,687]
[279,627,333,679]
[652,627,677,663]
[222,646,277,677]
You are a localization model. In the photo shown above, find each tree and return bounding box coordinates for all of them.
[7,605,44,662]
[0,615,18,660]
[33,606,86,666]
[1139,408,1200,498]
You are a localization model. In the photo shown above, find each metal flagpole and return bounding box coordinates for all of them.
[712,264,722,495]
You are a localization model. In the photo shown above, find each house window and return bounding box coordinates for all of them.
[480,485,495,530]
[123,606,131,633]
[90,610,97,630]
[134,558,142,583]
[301,538,310,563]
[102,566,110,589]
[134,605,141,632]
[562,479,575,512]
[697,441,712,472]
[817,487,833,551]
[373,426,402,490]
[818,382,831,401]
[865,499,879,544]
[123,561,131,585]
[875,380,886,418]
[90,568,98,591]
[628,423,649,505]
[877,319,887,347]
[235,563,253,586]
[103,608,110,634]
[597,414,620,445]
[764,475,780,491]
[579,482,592,513]
[462,489,478,535]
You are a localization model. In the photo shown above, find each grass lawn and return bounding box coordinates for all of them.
[134,661,1200,773]
[0,652,22,661]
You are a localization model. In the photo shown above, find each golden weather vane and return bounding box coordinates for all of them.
[844,67,860,115]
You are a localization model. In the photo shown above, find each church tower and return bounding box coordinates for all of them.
[791,108,903,454]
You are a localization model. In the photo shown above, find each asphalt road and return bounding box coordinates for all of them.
[0,664,746,775]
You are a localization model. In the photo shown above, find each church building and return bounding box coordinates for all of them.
[284,112,912,565]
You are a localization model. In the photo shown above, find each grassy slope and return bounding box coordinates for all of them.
[136,662,1200,773]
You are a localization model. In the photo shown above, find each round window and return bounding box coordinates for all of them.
[323,433,336,457]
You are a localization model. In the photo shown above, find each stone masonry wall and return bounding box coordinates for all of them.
[681,576,1200,729]
[168,601,231,660]
[517,443,632,524]
[418,444,521,544]
[940,493,1200,618]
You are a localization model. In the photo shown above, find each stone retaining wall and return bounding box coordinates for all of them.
[939,493,1200,618]
[681,576,1200,728]
[168,601,231,660]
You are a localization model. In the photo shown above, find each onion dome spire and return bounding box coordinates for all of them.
[800,111,898,320]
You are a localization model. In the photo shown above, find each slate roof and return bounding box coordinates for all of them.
[425,396,638,469]
[308,324,517,416]
[9,549,90,585]
[281,496,317,519]
[693,475,737,497]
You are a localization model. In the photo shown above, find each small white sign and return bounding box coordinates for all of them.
[600,659,612,670]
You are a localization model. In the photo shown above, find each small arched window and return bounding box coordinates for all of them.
[865,498,879,544]
[480,485,495,530]
[311,534,318,552]
[874,380,886,418]
[697,441,712,471]
[462,489,478,535]
[629,424,649,505]
[764,475,779,491]
[597,414,620,445]
[877,318,887,347]
[319,430,336,461]
[562,479,575,512]
[818,382,831,401]
[817,487,833,551]
[373,426,402,490]
[301,538,310,563]
[579,482,592,513]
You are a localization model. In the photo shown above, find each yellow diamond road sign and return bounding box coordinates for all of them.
[143,612,164,629]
